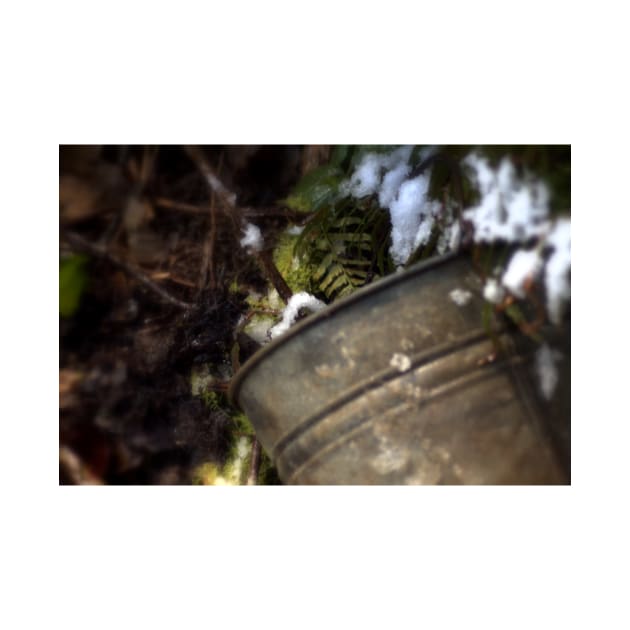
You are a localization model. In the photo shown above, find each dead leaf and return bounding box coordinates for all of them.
[59,368,84,409]
[59,175,100,223]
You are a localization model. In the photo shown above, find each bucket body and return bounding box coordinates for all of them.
[230,254,570,484]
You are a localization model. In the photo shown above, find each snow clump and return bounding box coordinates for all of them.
[343,146,455,267]
[501,248,544,299]
[463,152,570,325]
[449,288,473,306]
[482,277,506,304]
[535,343,563,400]
[269,292,326,339]
[544,218,571,325]
[463,154,550,243]
[240,222,264,252]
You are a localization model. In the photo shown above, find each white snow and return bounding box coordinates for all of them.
[388,175,440,266]
[341,147,570,327]
[344,146,414,199]
[269,292,326,339]
[501,248,544,299]
[461,152,570,325]
[390,352,412,372]
[379,161,411,208]
[240,222,264,252]
[544,218,571,325]
[536,343,561,400]
[343,146,449,267]
[463,154,550,243]
[449,288,473,306]
[482,277,506,304]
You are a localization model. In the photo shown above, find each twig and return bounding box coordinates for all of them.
[62,230,195,310]
[200,154,221,292]
[205,193,218,290]
[184,146,240,218]
[184,145,294,304]
[154,197,210,214]
[59,445,103,485]
[155,196,311,222]
[247,438,262,485]
[257,250,293,303]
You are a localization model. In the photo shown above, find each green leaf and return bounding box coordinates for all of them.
[329,145,353,169]
[319,266,343,292]
[327,273,353,297]
[59,255,89,317]
[283,164,343,213]
[337,257,371,266]
[313,253,335,282]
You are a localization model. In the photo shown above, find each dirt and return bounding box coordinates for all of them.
[59,145,321,484]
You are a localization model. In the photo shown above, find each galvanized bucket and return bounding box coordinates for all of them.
[229,253,570,484]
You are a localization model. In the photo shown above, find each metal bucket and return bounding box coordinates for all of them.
[229,253,570,484]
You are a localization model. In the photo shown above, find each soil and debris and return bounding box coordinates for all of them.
[60,145,330,484]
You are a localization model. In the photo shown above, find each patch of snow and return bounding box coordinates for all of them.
[389,352,412,372]
[345,146,413,199]
[343,146,452,266]
[269,292,326,339]
[482,278,506,304]
[240,222,264,252]
[379,161,411,208]
[462,152,570,324]
[501,248,544,299]
[449,288,473,306]
[544,218,571,325]
[536,344,561,400]
[389,175,438,266]
[462,153,550,243]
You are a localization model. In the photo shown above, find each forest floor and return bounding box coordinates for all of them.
[59,145,329,484]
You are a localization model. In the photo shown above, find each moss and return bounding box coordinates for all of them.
[232,412,255,437]
[192,462,222,485]
[191,408,281,485]
[272,231,318,294]
[257,448,282,485]
[201,390,224,410]
[243,314,274,344]
[59,254,89,317]
[283,164,343,214]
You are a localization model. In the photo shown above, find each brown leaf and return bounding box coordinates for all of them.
[59,368,84,409]
[59,175,100,224]
[123,195,155,232]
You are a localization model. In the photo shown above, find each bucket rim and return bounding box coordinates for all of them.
[228,251,462,408]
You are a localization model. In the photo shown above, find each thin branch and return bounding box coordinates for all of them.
[184,145,294,304]
[62,230,195,310]
[154,197,210,214]
[257,250,293,303]
[184,145,240,217]
[155,196,310,222]
[59,446,103,485]
[247,439,262,485]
